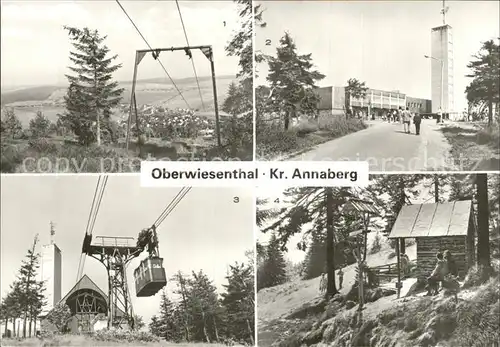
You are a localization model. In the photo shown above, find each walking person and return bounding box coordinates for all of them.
[319,272,327,295]
[413,112,422,135]
[338,267,344,290]
[403,107,412,134]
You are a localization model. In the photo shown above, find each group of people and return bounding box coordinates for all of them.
[385,107,423,135]
[426,250,458,296]
[319,266,345,294]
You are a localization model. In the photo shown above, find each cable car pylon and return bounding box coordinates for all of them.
[81,225,167,330]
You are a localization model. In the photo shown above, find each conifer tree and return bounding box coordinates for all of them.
[2,108,22,139]
[28,111,51,138]
[155,291,180,341]
[260,233,288,289]
[465,39,500,126]
[303,228,326,280]
[60,26,124,146]
[267,32,325,129]
[221,262,255,345]
[14,234,46,338]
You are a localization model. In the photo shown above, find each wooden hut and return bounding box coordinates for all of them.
[388,200,476,279]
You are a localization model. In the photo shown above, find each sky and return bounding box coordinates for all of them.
[0,175,254,324]
[0,0,242,87]
[255,0,500,113]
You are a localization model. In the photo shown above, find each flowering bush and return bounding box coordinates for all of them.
[119,107,215,140]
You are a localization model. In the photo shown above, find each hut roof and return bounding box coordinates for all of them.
[388,200,472,239]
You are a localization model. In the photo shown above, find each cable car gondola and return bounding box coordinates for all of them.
[133,256,167,297]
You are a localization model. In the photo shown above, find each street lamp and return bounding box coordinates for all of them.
[425,54,444,122]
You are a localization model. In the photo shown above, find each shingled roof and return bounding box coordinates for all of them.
[388,200,473,239]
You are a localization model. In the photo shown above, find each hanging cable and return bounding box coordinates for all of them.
[175,0,206,111]
[152,187,192,229]
[115,0,191,109]
[77,175,109,282]
[156,187,191,228]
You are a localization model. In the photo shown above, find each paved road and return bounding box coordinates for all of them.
[287,119,454,171]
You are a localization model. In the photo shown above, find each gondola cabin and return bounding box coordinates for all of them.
[134,257,167,297]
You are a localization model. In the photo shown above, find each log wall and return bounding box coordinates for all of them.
[416,236,468,278]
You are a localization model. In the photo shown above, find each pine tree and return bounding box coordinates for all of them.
[15,234,46,338]
[267,32,325,129]
[465,39,500,126]
[28,111,51,138]
[171,271,191,341]
[476,174,491,276]
[221,262,255,345]
[60,26,124,146]
[2,108,22,140]
[262,187,354,297]
[185,271,222,343]
[221,0,259,159]
[303,228,326,280]
[155,291,180,341]
[260,233,288,289]
[367,175,426,253]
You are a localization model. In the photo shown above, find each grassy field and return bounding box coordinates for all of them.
[440,121,500,171]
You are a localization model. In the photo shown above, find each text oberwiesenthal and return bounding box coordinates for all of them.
[151,168,359,182]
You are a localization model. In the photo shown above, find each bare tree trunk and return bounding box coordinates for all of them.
[201,310,210,343]
[325,188,338,298]
[246,319,255,345]
[434,176,440,203]
[12,318,16,337]
[476,174,491,275]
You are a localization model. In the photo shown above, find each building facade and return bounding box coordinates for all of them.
[430,24,454,114]
[316,86,432,115]
[40,243,62,315]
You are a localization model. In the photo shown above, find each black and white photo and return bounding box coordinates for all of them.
[1,0,254,173]
[0,175,255,346]
[256,174,500,346]
[255,1,500,171]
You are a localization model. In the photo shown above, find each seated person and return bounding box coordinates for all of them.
[426,252,448,295]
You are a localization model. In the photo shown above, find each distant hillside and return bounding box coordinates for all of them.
[1,85,62,105]
[1,75,236,107]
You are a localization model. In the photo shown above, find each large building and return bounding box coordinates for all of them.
[316,86,432,116]
[430,24,454,114]
[40,242,62,315]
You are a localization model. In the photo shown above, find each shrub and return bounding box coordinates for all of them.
[1,144,24,173]
[257,123,299,158]
[93,329,160,343]
[318,116,367,137]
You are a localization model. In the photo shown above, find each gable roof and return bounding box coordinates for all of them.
[47,274,125,318]
[388,200,473,239]
[59,274,108,304]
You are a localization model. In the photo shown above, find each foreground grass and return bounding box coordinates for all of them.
[440,122,500,171]
[256,115,367,160]
[1,136,247,173]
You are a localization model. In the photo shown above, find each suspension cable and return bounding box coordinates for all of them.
[115,0,191,109]
[175,0,205,111]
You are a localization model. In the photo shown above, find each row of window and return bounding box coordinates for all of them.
[407,102,423,108]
